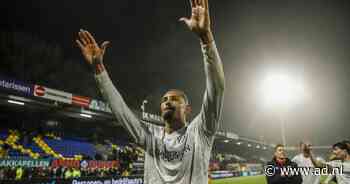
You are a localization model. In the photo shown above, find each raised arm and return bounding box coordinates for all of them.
[76,30,150,148]
[180,0,225,136]
[309,152,327,168]
[304,145,330,169]
[323,174,335,184]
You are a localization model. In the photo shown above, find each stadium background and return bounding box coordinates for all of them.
[0,75,335,183]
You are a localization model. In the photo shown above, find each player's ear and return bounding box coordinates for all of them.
[185,105,192,116]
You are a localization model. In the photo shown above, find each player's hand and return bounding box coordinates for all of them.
[76,29,110,66]
[329,153,336,160]
[179,0,213,44]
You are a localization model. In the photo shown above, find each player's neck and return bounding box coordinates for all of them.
[345,154,350,161]
[302,152,310,158]
[164,119,185,134]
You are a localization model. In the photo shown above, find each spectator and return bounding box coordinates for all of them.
[64,167,73,179]
[0,144,9,158]
[308,142,350,184]
[265,144,302,184]
[292,141,320,184]
[72,167,81,178]
[0,168,5,180]
[15,166,24,180]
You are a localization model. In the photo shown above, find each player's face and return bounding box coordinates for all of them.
[300,143,311,152]
[160,91,188,121]
[332,147,347,160]
[274,146,286,159]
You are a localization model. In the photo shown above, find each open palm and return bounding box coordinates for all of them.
[180,0,211,37]
[76,29,110,65]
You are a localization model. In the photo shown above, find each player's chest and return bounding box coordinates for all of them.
[154,133,194,162]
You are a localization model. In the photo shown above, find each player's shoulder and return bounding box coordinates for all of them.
[343,160,350,169]
[343,160,350,166]
[187,115,201,130]
[328,159,341,164]
[326,159,342,167]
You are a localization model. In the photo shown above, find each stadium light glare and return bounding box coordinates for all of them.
[259,72,306,146]
[247,144,252,147]
[80,113,92,118]
[263,146,267,150]
[7,100,24,106]
[236,142,242,145]
[256,145,260,149]
[260,73,305,107]
[223,140,230,143]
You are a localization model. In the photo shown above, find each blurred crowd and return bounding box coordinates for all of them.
[0,129,145,181]
[0,166,121,181]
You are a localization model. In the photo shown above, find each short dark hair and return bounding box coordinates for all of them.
[333,142,350,154]
[165,89,189,105]
[342,140,350,146]
[275,144,284,151]
[299,141,311,147]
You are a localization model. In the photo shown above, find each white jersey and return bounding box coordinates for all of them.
[95,42,225,184]
[325,160,350,184]
[292,154,320,184]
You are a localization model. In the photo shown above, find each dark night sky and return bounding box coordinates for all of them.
[1,0,349,146]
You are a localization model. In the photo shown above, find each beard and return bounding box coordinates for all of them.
[162,108,175,121]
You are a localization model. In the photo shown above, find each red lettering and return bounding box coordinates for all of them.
[51,159,79,168]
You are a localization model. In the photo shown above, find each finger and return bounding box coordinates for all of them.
[75,40,84,50]
[204,0,209,10]
[193,0,196,6]
[192,7,199,18]
[83,31,94,44]
[85,30,98,46]
[101,41,110,48]
[179,17,191,27]
[190,0,196,7]
[100,41,110,54]
[78,31,88,45]
[81,30,92,44]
